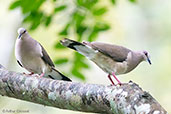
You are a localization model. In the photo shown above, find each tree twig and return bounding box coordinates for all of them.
[0,64,167,114]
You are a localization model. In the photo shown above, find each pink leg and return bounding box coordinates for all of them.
[108,74,115,85]
[112,72,121,85]
[39,73,45,78]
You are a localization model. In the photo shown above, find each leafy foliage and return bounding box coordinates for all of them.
[54,58,68,65]
[9,0,135,80]
[129,0,136,3]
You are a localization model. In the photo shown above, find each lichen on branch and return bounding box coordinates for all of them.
[0,64,167,114]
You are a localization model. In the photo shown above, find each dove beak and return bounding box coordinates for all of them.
[147,57,151,65]
[18,34,22,39]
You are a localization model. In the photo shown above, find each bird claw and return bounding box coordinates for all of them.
[22,72,34,76]
[28,72,34,75]
[34,74,41,78]
[39,73,45,78]
[23,72,26,75]
[32,73,44,78]
[109,82,122,86]
[117,83,122,86]
[109,84,115,86]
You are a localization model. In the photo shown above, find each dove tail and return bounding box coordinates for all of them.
[48,68,72,81]
[60,38,97,59]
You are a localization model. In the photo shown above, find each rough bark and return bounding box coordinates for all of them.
[0,64,167,114]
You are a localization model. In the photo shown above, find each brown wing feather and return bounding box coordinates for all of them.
[39,43,55,67]
[89,42,131,62]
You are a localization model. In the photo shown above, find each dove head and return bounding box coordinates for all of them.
[17,28,27,39]
[141,50,151,65]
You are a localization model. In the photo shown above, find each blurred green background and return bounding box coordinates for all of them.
[0,0,170,113]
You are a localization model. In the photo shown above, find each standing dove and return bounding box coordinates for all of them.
[15,28,71,81]
[60,38,151,85]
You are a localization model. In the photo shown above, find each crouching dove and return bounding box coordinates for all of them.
[60,38,151,85]
[15,28,71,81]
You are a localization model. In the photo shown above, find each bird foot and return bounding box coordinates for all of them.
[39,73,45,78]
[117,82,122,86]
[28,72,34,75]
[32,74,43,78]
[109,84,115,86]
[109,83,122,86]
[33,73,45,78]
[23,72,34,76]
[23,72,26,75]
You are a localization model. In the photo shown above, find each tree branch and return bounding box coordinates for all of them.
[0,64,167,114]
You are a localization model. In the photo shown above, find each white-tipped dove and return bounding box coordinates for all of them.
[60,38,151,85]
[15,28,71,81]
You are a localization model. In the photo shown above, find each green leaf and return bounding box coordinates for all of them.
[59,29,68,35]
[30,22,40,30]
[29,12,43,30]
[74,55,89,69]
[129,0,136,2]
[54,58,68,65]
[76,0,98,9]
[45,16,52,27]
[32,0,45,11]
[71,69,85,80]
[54,5,67,13]
[111,0,116,4]
[93,7,107,16]
[9,0,21,10]
[94,23,110,32]
[73,11,85,28]
[59,23,70,35]
[23,15,31,22]
[76,0,84,6]
[79,60,90,69]
[88,30,97,42]
[76,25,87,37]
[72,53,84,68]
[54,42,66,49]
[87,23,110,41]
[20,0,45,14]
[75,52,84,59]
[23,11,44,30]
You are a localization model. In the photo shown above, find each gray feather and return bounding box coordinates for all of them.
[87,42,131,62]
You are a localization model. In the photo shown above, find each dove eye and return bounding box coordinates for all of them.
[143,51,147,55]
[145,52,147,56]
[23,30,26,34]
